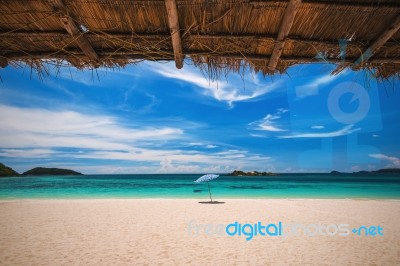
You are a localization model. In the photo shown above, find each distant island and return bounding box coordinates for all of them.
[23,167,83,176]
[0,163,83,177]
[0,162,20,177]
[330,168,400,175]
[228,170,278,176]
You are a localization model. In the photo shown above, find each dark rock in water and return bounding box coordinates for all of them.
[372,168,400,174]
[331,168,400,175]
[193,189,203,193]
[23,167,83,176]
[0,162,20,177]
[228,170,278,176]
[350,168,400,175]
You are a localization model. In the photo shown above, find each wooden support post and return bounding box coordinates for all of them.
[0,57,8,68]
[165,0,184,69]
[333,14,400,75]
[268,0,302,71]
[48,0,99,65]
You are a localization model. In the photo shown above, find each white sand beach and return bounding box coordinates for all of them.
[0,199,399,265]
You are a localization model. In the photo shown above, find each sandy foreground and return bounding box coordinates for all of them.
[0,199,399,266]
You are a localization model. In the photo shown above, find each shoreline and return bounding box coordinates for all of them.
[1,197,400,200]
[1,196,400,201]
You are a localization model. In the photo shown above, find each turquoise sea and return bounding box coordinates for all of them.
[0,174,400,199]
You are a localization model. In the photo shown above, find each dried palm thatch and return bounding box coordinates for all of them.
[0,0,400,79]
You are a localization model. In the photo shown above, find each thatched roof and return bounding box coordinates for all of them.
[1,0,400,78]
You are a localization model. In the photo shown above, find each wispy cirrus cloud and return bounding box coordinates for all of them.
[0,104,182,150]
[187,142,217,149]
[369,153,400,168]
[311,125,325,129]
[0,148,58,158]
[279,124,360,139]
[295,69,349,99]
[249,108,288,132]
[153,62,283,107]
[0,104,272,173]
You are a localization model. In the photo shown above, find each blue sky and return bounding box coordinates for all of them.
[0,60,399,174]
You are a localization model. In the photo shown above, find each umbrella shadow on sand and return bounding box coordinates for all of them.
[198,201,225,204]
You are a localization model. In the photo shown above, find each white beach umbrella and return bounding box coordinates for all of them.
[194,174,219,202]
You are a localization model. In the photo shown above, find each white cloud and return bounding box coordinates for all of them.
[153,63,282,107]
[372,134,380,138]
[259,124,284,132]
[159,158,201,173]
[295,84,319,98]
[280,124,360,138]
[188,142,204,146]
[313,73,339,86]
[249,133,267,138]
[61,164,157,175]
[368,154,400,168]
[70,149,271,173]
[0,148,57,158]
[205,145,217,149]
[311,125,325,129]
[0,105,182,151]
[187,142,217,149]
[249,108,288,132]
[295,70,348,99]
[118,89,161,114]
[0,104,272,173]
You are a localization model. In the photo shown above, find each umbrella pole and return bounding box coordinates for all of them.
[208,182,213,202]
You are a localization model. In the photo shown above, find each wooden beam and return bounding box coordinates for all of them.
[165,0,184,69]
[0,57,8,68]
[42,0,400,9]
[268,0,302,71]
[355,14,400,66]
[0,31,341,46]
[1,31,368,48]
[333,14,400,75]
[251,1,400,10]
[4,50,400,65]
[331,62,350,75]
[48,0,99,65]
